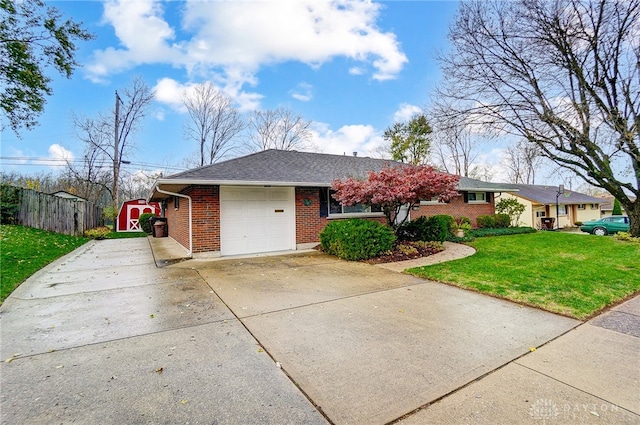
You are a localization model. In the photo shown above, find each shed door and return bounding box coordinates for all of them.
[220,186,295,256]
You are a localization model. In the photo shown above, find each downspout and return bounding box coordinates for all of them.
[155,186,192,257]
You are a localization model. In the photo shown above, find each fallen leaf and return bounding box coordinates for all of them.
[155,367,164,373]
[529,347,536,352]
[181,399,188,404]
[150,314,155,319]
[590,411,600,417]
[257,347,264,353]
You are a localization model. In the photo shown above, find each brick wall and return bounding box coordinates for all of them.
[164,185,220,254]
[189,185,220,253]
[411,194,495,227]
[295,187,327,244]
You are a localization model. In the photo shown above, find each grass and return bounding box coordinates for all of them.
[0,225,89,303]
[407,232,640,319]
[106,231,147,239]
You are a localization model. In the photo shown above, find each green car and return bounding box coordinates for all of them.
[580,216,630,235]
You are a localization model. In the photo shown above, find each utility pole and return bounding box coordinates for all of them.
[113,91,121,212]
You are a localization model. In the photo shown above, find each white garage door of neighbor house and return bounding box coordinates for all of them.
[220,186,296,256]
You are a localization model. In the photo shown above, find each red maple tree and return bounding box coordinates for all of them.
[332,165,460,230]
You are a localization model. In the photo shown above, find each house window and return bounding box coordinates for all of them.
[174,196,180,210]
[327,189,383,216]
[577,204,586,210]
[558,205,568,215]
[590,204,599,210]
[467,192,487,203]
[536,211,546,218]
[420,197,445,205]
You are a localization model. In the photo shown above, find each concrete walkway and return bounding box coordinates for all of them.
[2,238,638,424]
[0,239,327,424]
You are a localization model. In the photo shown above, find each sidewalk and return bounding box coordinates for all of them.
[397,294,640,424]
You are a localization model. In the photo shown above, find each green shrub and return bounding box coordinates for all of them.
[574,221,583,227]
[320,219,395,260]
[494,213,511,228]
[477,214,511,228]
[84,226,111,240]
[396,215,452,242]
[612,199,622,215]
[0,184,21,224]
[139,213,156,234]
[469,227,536,237]
[613,232,640,243]
[476,214,495,228]
[452,216,472,232]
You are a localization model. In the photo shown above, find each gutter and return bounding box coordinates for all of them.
[154,185,193,257]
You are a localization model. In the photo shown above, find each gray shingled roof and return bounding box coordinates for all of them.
[152,150,515,198]
[499,183,603,205]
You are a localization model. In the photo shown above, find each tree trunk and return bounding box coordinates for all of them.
[625,200,640,237]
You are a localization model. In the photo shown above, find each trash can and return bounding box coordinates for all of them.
[541,217,555,230]
[153,219,167,237]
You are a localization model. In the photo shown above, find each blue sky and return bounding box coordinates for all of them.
[2,0,523,182]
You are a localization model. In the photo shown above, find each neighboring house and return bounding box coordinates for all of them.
[499,184,602,229]
[51,190,87,202]
[598,195,635,217]
[148,150,514,257]
[116,199,161,232]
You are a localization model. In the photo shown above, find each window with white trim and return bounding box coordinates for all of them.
[536,211,546,217]
[420,196,445,205]
[577,204,586,210]
[558,205,568,215]
[467,192,486,203]
[590,204,599,210]
[327,189,382,216]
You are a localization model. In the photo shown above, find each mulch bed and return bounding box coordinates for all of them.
[362,241,445,264]
[315,241,445,264]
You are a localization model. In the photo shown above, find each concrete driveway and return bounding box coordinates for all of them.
[0,239,327,425]
[180,251,580,424]
[1,239,585,424]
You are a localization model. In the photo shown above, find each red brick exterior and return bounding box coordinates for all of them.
[295,187,327,244]
[411,193,495,227]
[165,186,496,254]
[165,185,220,254]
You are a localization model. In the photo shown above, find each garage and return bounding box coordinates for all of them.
[220,186,296,256]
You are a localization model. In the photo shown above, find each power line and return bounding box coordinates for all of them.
[0,156,186,171]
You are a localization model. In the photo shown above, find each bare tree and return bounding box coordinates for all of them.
[72,77,154,210]
[501,139,545,184]
[246,108,312,152]
[183,82,244,167]
[432,122,479,177]
[438,0,640,235]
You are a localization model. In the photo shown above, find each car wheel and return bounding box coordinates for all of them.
[593,227,608,236]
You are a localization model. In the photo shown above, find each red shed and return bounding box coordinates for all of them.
[116,199,161,232]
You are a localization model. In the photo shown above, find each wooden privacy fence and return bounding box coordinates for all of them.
[15,189,103,236]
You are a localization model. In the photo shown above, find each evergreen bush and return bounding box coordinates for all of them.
[139,213,156,234]
[396,215,452,242]
[320,219,395,260]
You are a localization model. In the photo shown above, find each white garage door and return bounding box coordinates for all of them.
[220,186,296,256]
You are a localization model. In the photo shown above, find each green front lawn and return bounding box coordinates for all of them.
[0,225,89,303]
[407,232,640,319]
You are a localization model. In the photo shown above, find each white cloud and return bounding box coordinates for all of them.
[393,103,422,123]
[310,123,385,157]
[290,82,313,102]
[30,144,75,169]
[88,0,407,97]
[153,77,262,113]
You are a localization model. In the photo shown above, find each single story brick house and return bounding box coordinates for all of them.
[149,149,514,257]
[498,184,602,229]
